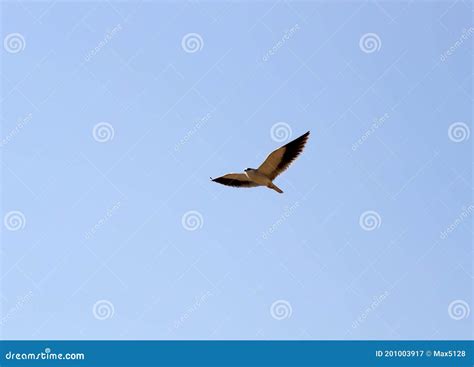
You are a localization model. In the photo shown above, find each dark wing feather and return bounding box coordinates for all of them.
[211,173,259,188]
[258,131,310,180]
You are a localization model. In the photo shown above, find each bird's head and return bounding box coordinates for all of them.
[244,168,254,172]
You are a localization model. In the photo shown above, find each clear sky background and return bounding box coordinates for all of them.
[1,0,472,340]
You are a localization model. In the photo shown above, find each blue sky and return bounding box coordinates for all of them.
[1,0,472,340]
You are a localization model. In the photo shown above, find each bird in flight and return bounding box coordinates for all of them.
[211,131,310,194]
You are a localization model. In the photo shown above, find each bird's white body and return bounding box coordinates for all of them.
[245,169,284,193]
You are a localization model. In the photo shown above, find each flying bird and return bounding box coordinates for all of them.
[211,131,310,194]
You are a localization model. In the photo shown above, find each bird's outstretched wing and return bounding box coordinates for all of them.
[211,173,259,188]
[258,131,310,180]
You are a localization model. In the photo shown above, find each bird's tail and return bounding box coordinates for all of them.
[268,183,283,194]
